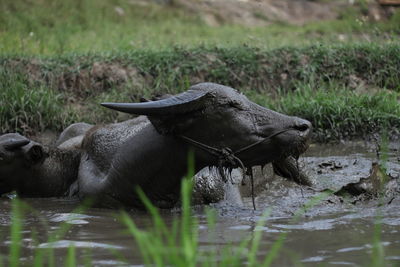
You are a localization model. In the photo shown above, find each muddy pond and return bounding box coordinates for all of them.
[1,142,399,266]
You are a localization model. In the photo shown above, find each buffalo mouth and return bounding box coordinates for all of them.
[269,135,312,185]
[286,138,310,160]
[272,155,312,186]
[274,122,312,160]
[251,124,311,166]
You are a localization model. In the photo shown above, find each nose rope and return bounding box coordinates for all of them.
[234,128,294,155]
[179,127,294,210]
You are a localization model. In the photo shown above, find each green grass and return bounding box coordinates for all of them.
[2,44,399,94]
[0,69,76,134]
[1,44,399,139]
[0,0,399,55]
[1,0,399,138]
[271,84,400,141]
[9,200,23,267]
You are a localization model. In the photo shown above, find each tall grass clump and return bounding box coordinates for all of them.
[0,69,76,134]
[274,84,400,140]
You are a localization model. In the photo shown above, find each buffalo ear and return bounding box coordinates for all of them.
[26,144,46,164]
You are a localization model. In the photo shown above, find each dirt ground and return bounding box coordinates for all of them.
[148,0,393,26]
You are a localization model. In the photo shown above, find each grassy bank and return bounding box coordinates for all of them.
[1,0,399,140]
[1,0,399,54]
[1,44,399,140]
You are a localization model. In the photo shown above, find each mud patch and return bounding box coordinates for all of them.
[175,0,342,26]
[210,141,400,218]
[3,60,149,98]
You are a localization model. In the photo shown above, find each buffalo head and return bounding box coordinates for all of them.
[0,133,46,195]
[102,83,311,168]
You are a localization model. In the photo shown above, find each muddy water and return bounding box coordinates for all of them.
[0,142,399,266]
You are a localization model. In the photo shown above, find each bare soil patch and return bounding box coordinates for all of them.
[155,0,394,26]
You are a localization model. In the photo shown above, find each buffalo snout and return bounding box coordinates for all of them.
[292,118,312,139]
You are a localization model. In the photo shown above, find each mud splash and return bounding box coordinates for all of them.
[0,142,399,265]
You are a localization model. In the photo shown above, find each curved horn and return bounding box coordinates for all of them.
[101,90,209,115]
[4,139,30,151]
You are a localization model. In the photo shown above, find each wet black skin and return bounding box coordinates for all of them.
[0,83,312,208]
[0,133,80,197]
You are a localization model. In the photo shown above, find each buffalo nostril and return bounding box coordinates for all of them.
[294,122,310,132]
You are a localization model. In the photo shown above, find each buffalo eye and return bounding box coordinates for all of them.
[27,145,45,164]
[228,100,245,110]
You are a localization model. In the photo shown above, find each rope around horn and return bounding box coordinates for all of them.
[179,128,293,210]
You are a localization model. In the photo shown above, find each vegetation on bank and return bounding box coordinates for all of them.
[0,70,76,135]
[1,44,399,140]
[1,0,399,54]
[1,0,399,140]
[276,84,400,141]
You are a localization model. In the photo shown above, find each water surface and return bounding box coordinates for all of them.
[0,142,399,266]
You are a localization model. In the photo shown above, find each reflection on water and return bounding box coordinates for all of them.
[0,142,399,266]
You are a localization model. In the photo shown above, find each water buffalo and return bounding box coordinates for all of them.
[0,83,312,208]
